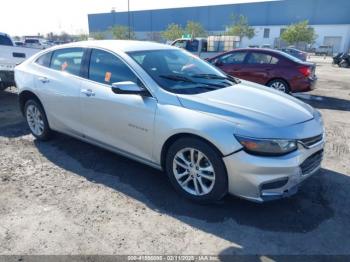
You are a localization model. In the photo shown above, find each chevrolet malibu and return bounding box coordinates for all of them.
[15,41,325,203]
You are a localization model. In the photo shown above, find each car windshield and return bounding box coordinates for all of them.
[127,49,238,94]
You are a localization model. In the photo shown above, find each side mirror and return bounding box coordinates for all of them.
[111,81,147,96]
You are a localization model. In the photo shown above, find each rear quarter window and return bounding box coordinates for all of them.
[35,52,53,67]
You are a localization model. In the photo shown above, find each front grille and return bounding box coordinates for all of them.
[299,134,323,148]
[300,150,323,175]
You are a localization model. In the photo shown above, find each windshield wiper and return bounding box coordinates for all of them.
[191,73,227,80]
[191,73,240,84]
[159,74,227,88]
[159,74,195,83]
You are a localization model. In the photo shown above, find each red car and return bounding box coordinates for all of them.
[207,48,317,93]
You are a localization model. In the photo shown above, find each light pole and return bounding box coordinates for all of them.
[128,0,131,39]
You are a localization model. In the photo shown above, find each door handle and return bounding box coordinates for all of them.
[81,89,95,97]
[38,76,50,83]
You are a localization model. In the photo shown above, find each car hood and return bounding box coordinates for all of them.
[177,80,319,139]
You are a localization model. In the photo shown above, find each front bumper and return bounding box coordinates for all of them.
[223,135,324,202]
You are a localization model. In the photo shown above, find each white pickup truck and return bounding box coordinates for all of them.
[0,33,40,90]
[171,36,240,59]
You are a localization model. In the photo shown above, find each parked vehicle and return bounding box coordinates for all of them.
[14,41,24,47]
[171,36,240,59]
[333,52,344,65]
[315,45,332,56]
[0,32,40,90]
[15,40,324,203]
[280,47,307,61]
[333,52,350,68]
[24,38,48,49]
[207,48,317,93]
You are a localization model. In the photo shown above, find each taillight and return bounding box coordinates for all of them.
[298,66,311,77]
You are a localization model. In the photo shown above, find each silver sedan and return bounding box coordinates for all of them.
[15,40,325,203]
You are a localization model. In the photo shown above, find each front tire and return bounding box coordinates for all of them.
[24,99,52,140]
[165,137,228,203]
[267,79,290,93]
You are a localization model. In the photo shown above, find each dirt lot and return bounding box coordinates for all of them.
[0,59,350,257]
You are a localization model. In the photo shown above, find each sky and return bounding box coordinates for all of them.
[0,0,270,36]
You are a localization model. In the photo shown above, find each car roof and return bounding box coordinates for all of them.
[209,48,282,59]
[54,40,178,53]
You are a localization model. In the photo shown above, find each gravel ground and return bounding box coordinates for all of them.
[0,60,349,257]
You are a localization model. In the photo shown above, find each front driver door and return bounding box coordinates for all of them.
[213,51,248,79]
[79,48,157,162]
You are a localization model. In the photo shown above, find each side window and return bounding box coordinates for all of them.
[0,35,13,46]
[270,56,279,64]
[263,28,270,38]
[173,40,186,49]
[219,52,247,65]
[201,40,208,52]
[35,52,52,67]
[247,52,279,65]
[50,48,83,76]
[88,49,139,85]
[186,40,199,52]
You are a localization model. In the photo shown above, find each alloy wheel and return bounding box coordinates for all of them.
[270,81,287,92]
[26,104,45,136]
[173,148,216,196]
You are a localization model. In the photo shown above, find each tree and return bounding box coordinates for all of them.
[161,23,184,41]
[226,14,255,42]
[185,21,207,38]
[281,20,316,45]
[90,32,105,40]
[110,25,135,40]
[78,34,89,41]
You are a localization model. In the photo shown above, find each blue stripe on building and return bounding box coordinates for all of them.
[88,0,350,33]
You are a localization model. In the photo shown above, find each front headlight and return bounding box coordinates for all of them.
[235,135,297,156]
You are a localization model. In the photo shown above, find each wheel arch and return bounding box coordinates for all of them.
[160,132,225,170]
[266,77,290,88]
[19,90,44,116]
[266,78,291,93]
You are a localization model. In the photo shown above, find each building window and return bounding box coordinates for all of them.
[263,28,270,38]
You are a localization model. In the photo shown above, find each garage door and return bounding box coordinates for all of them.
[324,36,342,53]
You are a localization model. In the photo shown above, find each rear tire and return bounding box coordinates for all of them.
[24,99,52,140]
[267,79,290,94]
[339,61,349,68]
[165,137,228,203]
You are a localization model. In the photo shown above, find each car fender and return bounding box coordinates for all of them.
[152,103,243,164]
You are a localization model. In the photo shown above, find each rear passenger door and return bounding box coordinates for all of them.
[33,48,85,135]
[243,52,280,85]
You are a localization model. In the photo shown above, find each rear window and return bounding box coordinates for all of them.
[276,50,303,63]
